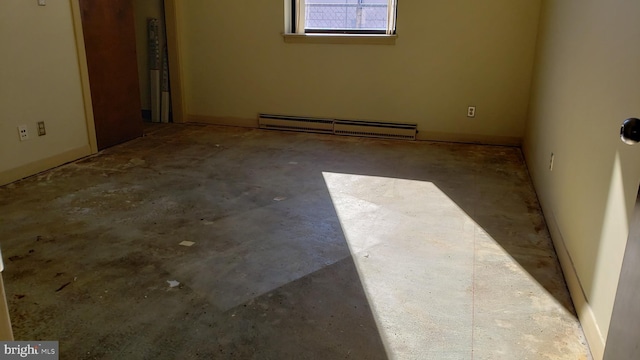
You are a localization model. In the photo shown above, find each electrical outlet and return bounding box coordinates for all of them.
[467,106,476,118]
[549,153,555,171]
[37,121,46,136]
[37,0,46,6]
[18,125,29,141]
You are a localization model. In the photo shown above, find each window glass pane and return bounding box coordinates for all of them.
[305,0,389,31]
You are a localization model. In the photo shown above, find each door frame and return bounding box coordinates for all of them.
[70,0,98,154]
[70,0,186,155]
[163,0,186,124]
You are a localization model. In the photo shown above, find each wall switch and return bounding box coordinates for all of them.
[18,125,29,141]
[467,106,476,118]
[37,121,46,136]
[549,153,555,171]
[38,0,46,6]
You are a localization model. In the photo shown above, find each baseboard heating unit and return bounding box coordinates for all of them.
[258,114,417,140]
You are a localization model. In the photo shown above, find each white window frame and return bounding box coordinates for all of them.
[284,0,398,45]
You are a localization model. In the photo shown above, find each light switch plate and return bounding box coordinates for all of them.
[38,0,46,6]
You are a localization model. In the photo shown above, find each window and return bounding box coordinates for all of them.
[292,0,397,35]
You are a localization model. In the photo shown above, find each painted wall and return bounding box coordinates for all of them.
[176,0,541,144]
[133,0,166,112]
[0,0,91,185]
[524,0,640,358]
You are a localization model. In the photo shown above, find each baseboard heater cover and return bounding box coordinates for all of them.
[258,114,417,140]
[258,114,334,134]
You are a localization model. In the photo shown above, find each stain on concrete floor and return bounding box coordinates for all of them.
[0,124,591,359]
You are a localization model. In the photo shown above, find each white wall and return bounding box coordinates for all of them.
[0,0,91,185]
[524,1,640,358]
[176,0,541,144]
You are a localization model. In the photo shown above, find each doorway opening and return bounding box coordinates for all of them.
[72,0,183,151]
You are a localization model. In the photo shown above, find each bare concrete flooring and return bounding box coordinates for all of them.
[0,124,591,359]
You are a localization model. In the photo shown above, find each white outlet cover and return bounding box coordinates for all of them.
[18,125,29,141]
[38,0,46,6]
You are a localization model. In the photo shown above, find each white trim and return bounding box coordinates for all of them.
[283,33,396,45]
[296,0,306,34]
[0,145,92,186]
[542,206,603,359]
[416,130,521,146]
[70,0,98,154]
[187,115,258,128]
[295,0,397,35]
[164,0,186,123]
[386,0,397,35]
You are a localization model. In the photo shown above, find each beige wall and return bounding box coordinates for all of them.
[2,1,637,357]
[524,0,640,358]
[177,0,541,144]
[133,0,165,111]
[0,0,91,185]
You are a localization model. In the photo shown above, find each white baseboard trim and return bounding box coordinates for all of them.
[187,114,522,147]
[544,207,604,360]
[0,145,92,186]
[187,115,258,128]
[417,130,522,147]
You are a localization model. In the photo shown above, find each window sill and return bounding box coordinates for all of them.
[282,33,397,45]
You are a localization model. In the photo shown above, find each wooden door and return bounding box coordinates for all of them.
[604,188,640,359]
[79,0,143,150]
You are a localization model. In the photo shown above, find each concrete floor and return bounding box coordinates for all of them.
[0,124,590,359]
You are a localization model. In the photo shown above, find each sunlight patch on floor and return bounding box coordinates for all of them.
[322,171,583,359]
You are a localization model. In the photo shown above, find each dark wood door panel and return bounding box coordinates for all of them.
[79,0,142,150]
